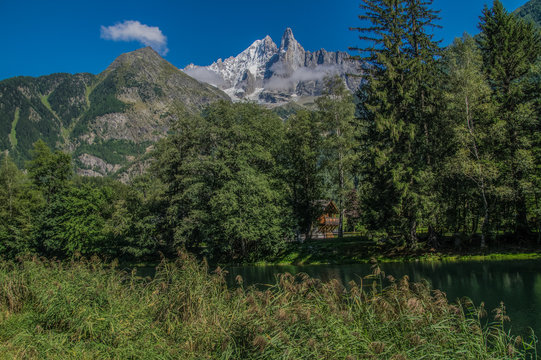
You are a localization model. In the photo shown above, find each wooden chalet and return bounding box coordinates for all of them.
[313,200,340,239]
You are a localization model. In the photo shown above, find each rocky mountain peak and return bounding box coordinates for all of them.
[262,35,278,53]
[243,36,277,62]
[183,28,360,105]
[280,28,301,52]
[277,28,306,73]
[105,46,167,74]
[135,46,159,55]
[116,46,160,61]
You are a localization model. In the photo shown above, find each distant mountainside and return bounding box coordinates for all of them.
[0,47,228,180]
[184,28,360,105]
[514,0,541,25]
[0,32,360,180]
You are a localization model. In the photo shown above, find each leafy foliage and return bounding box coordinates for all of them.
[32,184,112,256]
[285,109,324,238]
[317,76,357,237]
[443,35,499,247]
[26,140,73,202]
[478,0,541,235]
[103,174,168,259]
[154,101,291,261]
[0,154,43,257]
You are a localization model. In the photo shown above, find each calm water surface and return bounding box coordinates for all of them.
[227,260,541,338]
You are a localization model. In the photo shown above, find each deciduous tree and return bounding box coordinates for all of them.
[478,0,541,235]
[316,77,356,238]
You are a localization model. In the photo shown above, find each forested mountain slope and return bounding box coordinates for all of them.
[0,47,229,180]
[514,0,541,25]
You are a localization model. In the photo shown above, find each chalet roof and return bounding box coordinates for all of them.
[314,200,339,215]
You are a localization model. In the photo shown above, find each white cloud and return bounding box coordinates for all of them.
[264,64,342,90]
[184,67,226,87]
[101,20,169,55]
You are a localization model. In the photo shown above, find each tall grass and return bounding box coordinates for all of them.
[0,254,537,359]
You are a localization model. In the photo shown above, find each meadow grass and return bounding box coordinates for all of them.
[0,254,537,359]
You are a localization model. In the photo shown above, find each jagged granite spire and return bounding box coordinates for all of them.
[276,28,307,74]
[280,28,299,51]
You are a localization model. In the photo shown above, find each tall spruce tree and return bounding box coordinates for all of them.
[351,0,442,246]
[285,110,324,240]
[477,0,541,235]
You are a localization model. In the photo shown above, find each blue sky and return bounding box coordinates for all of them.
[0,0,529,80]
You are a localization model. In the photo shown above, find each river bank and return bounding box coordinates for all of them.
[256,237,541,266]
[227,258,541,341]
[0,255,535,359]
[123,239,541,269]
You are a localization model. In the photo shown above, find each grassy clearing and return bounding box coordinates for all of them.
[84,82,97,109]
[40,94,73,147]
[39,94,53,114]
[0,254,536,359]
[265,237,541,266]
[8,108,19,148]
[40,94,62,124]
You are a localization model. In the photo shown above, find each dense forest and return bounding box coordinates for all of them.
[515,0,541,25]
[1,0,541,263]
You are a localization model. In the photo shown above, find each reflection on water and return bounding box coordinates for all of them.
[227,260,541,337]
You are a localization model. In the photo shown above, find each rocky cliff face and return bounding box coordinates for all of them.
[79,47,228,145]
[184,28,360,105]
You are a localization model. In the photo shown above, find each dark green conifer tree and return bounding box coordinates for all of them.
[285,110,324,240]
[351,0,442,246]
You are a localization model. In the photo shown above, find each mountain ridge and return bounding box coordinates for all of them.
[184,28,360,105]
